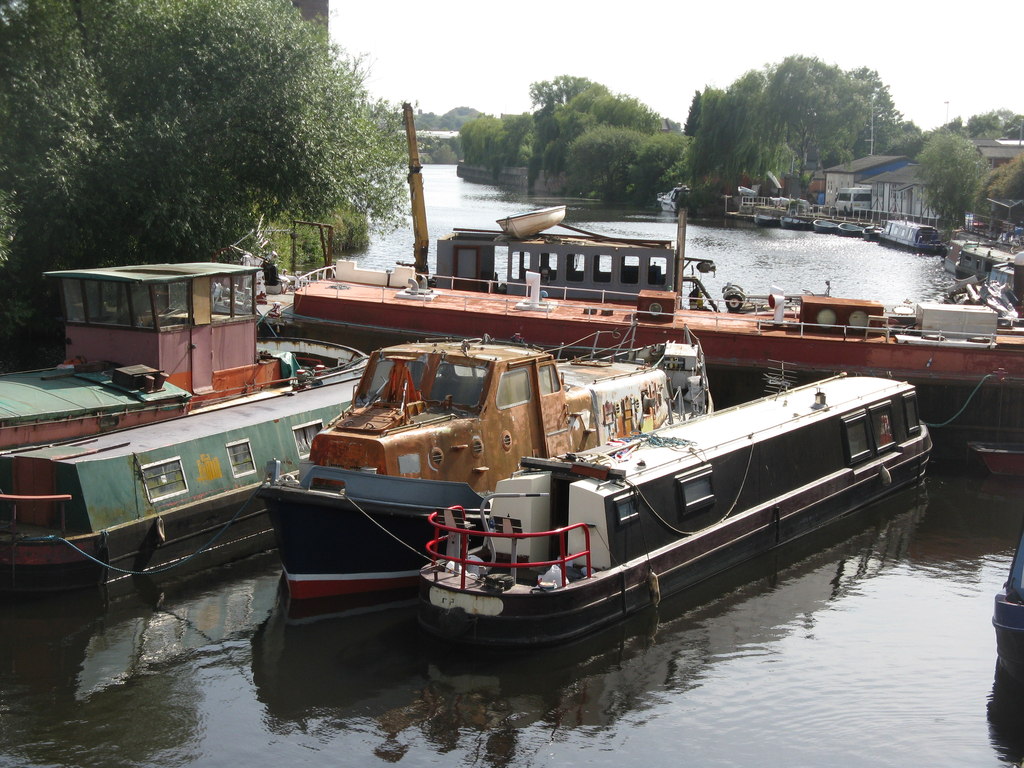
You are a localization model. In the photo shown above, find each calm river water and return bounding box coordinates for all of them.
[2,167,1023,768]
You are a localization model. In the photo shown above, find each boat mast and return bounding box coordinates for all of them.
[403,102,429,274]
[674,208,687,294]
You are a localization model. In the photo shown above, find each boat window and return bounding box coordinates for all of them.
[292,420,323,457]
[622,256,640,285]
[613,491,640,524]
[130,283,154,327]
[510,251,525,281]
[211,275,255,318]
[153,281,191,328]
[211,277,232,316]
[85,281,132,326]
[565,254,585,282]
[233,274,255,316]
[902,393,921,435]
[226,439,256,478]
[593,254,613,283]
[648,257,667,286]
[141,457,188,502]
[842,413,873,464]
[539,252,557,281]
[676,468,715,514]
[429,362,487,407]
[538,363,561,396]
[870,404,896,450]
[60,279,86,323]
[497,367,532,409]
[358,355,428,405]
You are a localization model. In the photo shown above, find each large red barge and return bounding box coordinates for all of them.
[268,222,1024,461]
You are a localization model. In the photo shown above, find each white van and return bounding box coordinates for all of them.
[835,187,872,214]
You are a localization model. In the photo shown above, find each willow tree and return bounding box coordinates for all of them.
[689,71,782,192]
[918,131,988,230]
[0,0,406,351]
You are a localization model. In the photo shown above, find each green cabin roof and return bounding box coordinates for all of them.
[45,262,259,284]
[0,367,191,428]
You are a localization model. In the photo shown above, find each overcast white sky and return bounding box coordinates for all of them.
[329,1,1022,133]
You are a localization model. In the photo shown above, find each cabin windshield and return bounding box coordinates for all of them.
[428,361,488,406]
[358,354,429,405]
[357,354,488,408]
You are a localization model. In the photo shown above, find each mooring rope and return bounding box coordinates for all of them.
[19,486,261,576]
[922,373,995,428]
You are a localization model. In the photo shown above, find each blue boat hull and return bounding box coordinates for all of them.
[994,592,1024,685]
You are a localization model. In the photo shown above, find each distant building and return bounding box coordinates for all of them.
[822,155,911,206]
[973,138,1024,170]
[864,164,939,223]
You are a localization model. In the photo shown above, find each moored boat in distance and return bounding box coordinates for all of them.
[257,336,710,600]
[753,213,781,227]
[877,220,946,255]
[838,222,865,237]
[657,185,689,213]
[418,375,931,647]
[993,515,1024,685]
[496,205,566,239]
[813,219,841,235]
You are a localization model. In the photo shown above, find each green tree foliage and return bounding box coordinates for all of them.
[0,0,406,349]
[847,67,905,158]
[887,121,926,160]
[983,153,1024,204]
[917,131,988,229]
[414,106,481,131]
[630,132,690,206]
[683,91,701,137]
[460,114,533,177]
[967,109,1023,140]
[764,56,866,171]
[690,72,783,192]
[566,126,644,202]
[527,76,660,180]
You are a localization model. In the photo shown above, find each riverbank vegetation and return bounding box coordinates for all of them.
[457,57,1022,221]
[0,0,408,356]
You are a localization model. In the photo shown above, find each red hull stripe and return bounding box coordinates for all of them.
[284,570,421,600]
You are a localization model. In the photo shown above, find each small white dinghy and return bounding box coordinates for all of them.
[496,205,566,238]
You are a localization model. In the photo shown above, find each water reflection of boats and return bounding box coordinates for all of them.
[250,487,926,754]
[0,553,281,766]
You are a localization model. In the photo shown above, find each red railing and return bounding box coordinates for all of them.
[0,492,74,536]
[425,505,593,590]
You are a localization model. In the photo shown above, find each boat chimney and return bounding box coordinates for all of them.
[812,389,827,409]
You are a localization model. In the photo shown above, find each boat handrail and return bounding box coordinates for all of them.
[425,507,592,591]
[294,264,337,288]
[0,492,73,537]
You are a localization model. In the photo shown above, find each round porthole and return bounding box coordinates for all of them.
[501,431,512,451]
[429,447,444,467]
[848,310,869,327]
[815,308,837,326]
[647,302,663,315]
[472,436,484,456]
